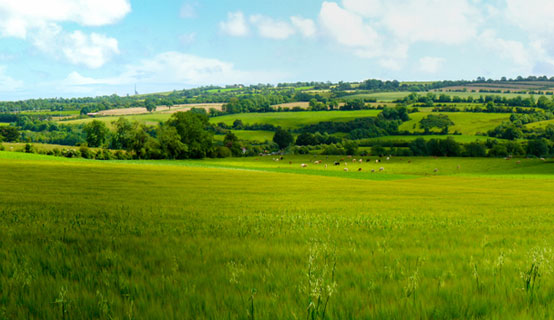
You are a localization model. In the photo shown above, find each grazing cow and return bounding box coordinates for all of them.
[347,155,352,159]
[359,159,363,163]
[301,163,308,168]
[540,158,546,161]
[289,161,292,165]
[280,156,284,160]
[366,159,371,162]
[408,160,412,163]
[358,168,362,171]
[352,159,357,162]
[386,157,390,161]
[334,161,340,166]
[516,160,521,165]
[371,169,375,173]
[434,168,438,173]
[325,164,328,169]
[379,167,384,172]
[344,168,349,172]
[340,158,345,162]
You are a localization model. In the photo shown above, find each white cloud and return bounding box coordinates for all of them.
[0,0,130,38]
[0,0,129,68]
[219,11,249,36]
[63,31,119,68]
[380,0,479,45]
[342,0,383,18]
[290,16,316,38]
[479,30,532,70]
[249,15,296,40]
[319,2,381,54]
[505,0,554,34]
[179,2,198,19]
[0,66,23,91]
[63,52,287,89]
[30,24,119,68]
[317,0,479,69]
[419,56,446,74]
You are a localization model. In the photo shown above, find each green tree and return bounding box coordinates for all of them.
[157,125,187,159]
[0,126,19,142]
[83,120,109,147]
[419,114,454,134]
[111,117,135,149]
[145,98,157,112]
[527,139,549,157]
[273,127,293,149]
[296,132,317,146]
[166,111,213,158]
[223,131,242,156]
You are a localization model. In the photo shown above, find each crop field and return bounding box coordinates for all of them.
[1,152,554,319]
[271,102,310,110]
[209,110,382,129]
[399,112,510,135]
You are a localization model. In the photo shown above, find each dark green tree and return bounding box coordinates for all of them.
[419,114,454,134]
[166,111,213,158]
[83,120,109,147]
[273,127,293,149]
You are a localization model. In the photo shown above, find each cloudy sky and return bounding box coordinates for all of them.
[1,0,554,100]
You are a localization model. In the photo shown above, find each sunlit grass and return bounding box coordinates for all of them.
[1,152,554,318]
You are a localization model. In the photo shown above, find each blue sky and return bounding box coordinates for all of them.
[1,0,554,100]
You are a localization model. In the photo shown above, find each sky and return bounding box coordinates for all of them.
[1,0,554,100]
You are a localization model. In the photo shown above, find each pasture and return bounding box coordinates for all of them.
[399,112,511,135]
[209,110,382,129]
[1,152,554,319]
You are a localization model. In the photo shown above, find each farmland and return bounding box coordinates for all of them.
[1,151,554,319]
[399,112,511,135]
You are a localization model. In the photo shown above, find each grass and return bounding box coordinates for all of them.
[213,130,276,143]
[209,110,381,129]
[1,152,554,318]
[400,112,510,135]
[61,113,175,127]
[361,134,498,144]
[525,119,554,129]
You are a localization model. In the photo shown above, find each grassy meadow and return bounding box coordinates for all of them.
[399,112,511,135]
[2,151,554,319]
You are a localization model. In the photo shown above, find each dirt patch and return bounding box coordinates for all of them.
[271,102,310,109]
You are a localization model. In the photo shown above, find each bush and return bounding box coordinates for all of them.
[79,145,94,159]
[215,146,232,158]
[464,142,487,157]
[488,144,509,157]
[24,143,34,154]
[320,144,345,155]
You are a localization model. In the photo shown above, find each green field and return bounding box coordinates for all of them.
[347,91,538,103]
[60,113,175,127]
[213,130,275,143]
[361,134,498,145]
[525,119,554,129]
[2,152,554,319]
[400,112,510,135]
[209,110,382,129]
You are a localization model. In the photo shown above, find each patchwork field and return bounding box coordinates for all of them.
[1,152,554,319]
